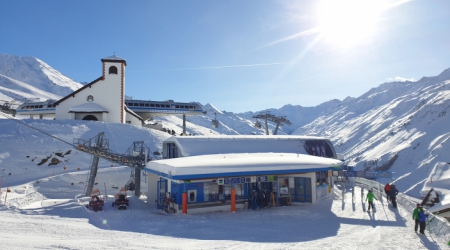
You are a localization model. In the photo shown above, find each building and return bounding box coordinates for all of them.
[145,135,342,214]
[16,55,205,128]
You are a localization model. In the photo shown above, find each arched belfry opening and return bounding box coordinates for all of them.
[83,115,98,121]
[109,66,118,74]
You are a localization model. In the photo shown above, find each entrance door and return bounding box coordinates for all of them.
[295,177,312,203]
[157,178,167,208]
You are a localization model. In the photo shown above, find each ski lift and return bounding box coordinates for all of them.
[87,189,105,212]
[112,187,129,210]
[211,112,219,128]
[254,119,262,129]
[125,172,135,191]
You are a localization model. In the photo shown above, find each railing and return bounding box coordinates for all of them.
[355,177,450,246]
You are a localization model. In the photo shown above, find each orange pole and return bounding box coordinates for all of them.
[231,188,236,212]
[182,192,187,214]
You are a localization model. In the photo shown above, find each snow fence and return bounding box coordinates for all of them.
[355,177,450,246]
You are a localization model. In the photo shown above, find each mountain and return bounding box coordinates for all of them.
[2,54,450,198]
[0,54,83,106]
[292,68,450,195]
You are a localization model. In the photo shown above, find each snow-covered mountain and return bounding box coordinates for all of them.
[0,54,83,106]
[2,54,450,198]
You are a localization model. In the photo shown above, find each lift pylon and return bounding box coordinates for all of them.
[252,112,292,135]
[74,133,156,197]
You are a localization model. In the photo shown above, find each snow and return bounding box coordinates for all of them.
[0,118,449,249]
[69,102,109,113]
[146,153,342,178]
[421,162,450,213]
[2,54,450,248]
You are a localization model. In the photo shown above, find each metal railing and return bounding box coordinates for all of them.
[355,177,450,246]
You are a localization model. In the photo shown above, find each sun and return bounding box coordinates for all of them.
[318,0,386,47]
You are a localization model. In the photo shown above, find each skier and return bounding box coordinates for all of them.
[365,190,377,212]
[384,183,391,202]
[252,189,259,210]
[412,203,421,233]
[418,207,428,235]
[389,184,399,208]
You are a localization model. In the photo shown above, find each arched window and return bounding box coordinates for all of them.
[109,66,118,74]
[87,95,94,102]
[83,115,98,121]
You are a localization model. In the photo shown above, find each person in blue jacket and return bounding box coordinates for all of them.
[389,184,399,208]
[418,207,428,235]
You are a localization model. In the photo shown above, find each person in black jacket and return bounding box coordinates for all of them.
[389,184,399,208]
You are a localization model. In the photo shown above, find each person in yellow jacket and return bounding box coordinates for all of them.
[366,190,377,212]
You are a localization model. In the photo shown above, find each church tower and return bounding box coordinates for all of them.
[101,55,127,123]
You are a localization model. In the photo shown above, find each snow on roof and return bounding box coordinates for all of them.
[125,106,143,121]
[69,102,108,113]
[101,55,126,61]
[421,162,450,213]
[145,152,342,180]
[101,55,127,66]
[165,135,335,157]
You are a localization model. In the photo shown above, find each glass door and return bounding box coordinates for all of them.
[157,178,167,208]
[295,177,312,203]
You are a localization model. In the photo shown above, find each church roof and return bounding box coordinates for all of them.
[68,102,109,113]
[101,55,127,66]
[54,77,103,105]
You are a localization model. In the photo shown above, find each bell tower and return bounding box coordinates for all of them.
[101,55,127,123]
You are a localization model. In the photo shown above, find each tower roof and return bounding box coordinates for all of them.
[101,55,127,66]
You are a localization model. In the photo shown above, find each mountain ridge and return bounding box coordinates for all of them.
[2,54,450,198]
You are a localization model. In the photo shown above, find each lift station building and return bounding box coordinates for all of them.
[145,135,343,214]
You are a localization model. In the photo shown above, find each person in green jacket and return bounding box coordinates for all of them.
[366,190,377,212]
[412,203,421,232]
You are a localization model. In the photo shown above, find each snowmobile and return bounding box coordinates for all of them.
[112,187,129,210]
[87,189,105,212]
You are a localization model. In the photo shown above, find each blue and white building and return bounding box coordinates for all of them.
[145,135,342,214]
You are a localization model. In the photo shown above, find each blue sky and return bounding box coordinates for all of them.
[1,0,450,112]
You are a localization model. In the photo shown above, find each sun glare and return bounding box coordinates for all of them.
[318,0,386,47]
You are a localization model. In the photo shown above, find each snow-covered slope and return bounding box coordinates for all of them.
[2,53,450,200]
[0,54,83,105]
[292,68,450,197]
[0,119,170,186]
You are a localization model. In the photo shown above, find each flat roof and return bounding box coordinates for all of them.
[164,135,336,158]
[145,152,342,180]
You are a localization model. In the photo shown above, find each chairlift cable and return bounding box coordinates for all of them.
[0,111,75,147]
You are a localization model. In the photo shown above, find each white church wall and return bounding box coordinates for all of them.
[55,60,126,123]
[125,112,142,126]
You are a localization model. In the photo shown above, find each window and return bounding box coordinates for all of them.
[166,143,178,159]
[145,103,149,107]
[155,104,161,107]
[150,104,155,107]
[87,95,94,102]
[109,66,118,74]
[139,103,144,107]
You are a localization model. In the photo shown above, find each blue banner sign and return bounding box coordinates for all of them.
[257,176,268,182]
[365,172,378,179]
[223,176,269,184]
[356,171,366,177]
[335,171,391,180]
[377,171,392,179]
[344,171,357,177]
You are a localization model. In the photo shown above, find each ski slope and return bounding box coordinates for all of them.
[0,170,446,249]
